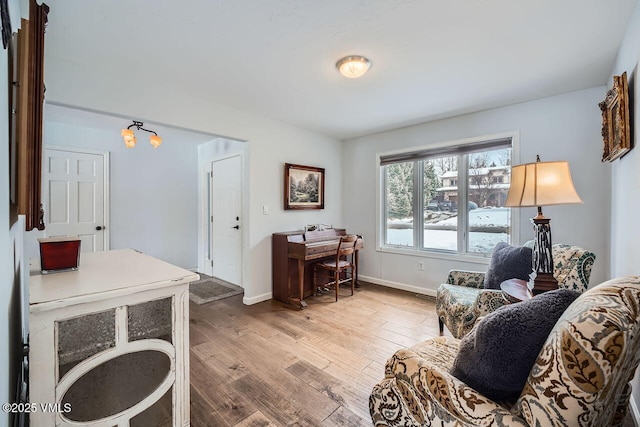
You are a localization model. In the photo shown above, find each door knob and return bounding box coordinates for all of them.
[232,225,240,230]
[96,226,104,230]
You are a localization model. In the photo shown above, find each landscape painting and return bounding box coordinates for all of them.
[284,163,324,210]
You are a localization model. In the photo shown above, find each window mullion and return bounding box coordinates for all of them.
[458,154,469,254]
[414,160,422,249]
[382,166,389,245]
[414,161,425,249]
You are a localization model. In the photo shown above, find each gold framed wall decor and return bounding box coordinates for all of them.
[599,71,632,162]
[284,163,324,210]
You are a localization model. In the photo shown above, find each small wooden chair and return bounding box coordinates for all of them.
[313,234,358,301]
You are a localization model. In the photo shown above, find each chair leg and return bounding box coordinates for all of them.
[313,266,319,296]
[350,266,355,296]
[335,269,339,302]
[438,318,444,335]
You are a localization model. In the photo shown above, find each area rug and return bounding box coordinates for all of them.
[189,275,243,305]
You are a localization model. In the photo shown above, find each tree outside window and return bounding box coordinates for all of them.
[382,143,513,255]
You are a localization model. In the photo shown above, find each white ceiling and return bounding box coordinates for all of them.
[43,0,638,140]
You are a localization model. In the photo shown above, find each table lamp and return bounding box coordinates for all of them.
[505,155,582,294]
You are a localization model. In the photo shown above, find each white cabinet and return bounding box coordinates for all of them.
[28,249,198,426]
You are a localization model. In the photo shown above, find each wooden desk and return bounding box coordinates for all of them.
[29,249,198,426]
[500,278,532,302]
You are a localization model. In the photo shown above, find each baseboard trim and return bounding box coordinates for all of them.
[630,394,639,427]
[243,292,272,305]
[359,275,437,298]
[242,278,436,306]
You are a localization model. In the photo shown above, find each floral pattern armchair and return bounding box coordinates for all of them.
[370,277,640,427]
[436,244,595,339]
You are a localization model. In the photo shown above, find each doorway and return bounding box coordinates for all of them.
[198,139,246,288]
[43,146,110,252]
[209,155,243,285]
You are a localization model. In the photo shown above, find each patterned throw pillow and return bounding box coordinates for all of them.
[484,242,533,289]
[449,288,580,401]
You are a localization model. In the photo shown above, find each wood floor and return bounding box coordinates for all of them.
[189,283,638,427]
[188,282,443,426]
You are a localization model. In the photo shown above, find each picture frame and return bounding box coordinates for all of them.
[12,1,49,230]
[284,163,324,210]
[599,71,632,162]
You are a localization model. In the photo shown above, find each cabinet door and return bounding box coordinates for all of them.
[54,298,175,425]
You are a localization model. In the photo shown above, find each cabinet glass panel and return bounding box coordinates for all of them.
[130,386,173,427]
[57,309,116,379]
[128,297,173,343]
[60,350,171,422]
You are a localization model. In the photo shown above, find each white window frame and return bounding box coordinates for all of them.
[376,131,521,264]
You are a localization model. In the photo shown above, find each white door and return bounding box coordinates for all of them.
[43,147,108,252]
[209,155,242,285]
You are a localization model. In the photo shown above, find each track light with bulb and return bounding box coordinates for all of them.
[120,121,162,149]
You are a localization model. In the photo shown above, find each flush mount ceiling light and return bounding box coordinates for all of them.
[336,55,371,79]
[120,121,162,149]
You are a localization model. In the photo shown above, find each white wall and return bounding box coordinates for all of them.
[28,104,216,270]
[608,0,640,420]
[0,33,13,427]
[342,87,610,295]
[2,2,28,424]
[610,0,640,278]
[1,20,28,426]
[43,58,344,304]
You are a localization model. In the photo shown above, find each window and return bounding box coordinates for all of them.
[384,162,414,246]
[381,135,515,256]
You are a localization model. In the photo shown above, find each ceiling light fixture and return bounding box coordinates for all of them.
[120,121,162,149]
[336,55,371,79]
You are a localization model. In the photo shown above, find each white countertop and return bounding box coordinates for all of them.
[29,249,199,312]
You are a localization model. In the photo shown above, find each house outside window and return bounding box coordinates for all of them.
[380,133,517,256]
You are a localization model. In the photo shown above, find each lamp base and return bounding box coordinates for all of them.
[532,272,558,295]
[531,211,557,296]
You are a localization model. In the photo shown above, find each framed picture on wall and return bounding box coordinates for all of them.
[599,71,632,162]
[284,163,324,210]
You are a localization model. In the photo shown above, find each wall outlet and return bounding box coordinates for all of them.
[418,261,424,271]
[262,205,269,215]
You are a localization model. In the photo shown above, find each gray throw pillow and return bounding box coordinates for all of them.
[449,288,580,401]
[484,242,533,289]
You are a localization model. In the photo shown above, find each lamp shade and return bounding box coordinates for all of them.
[121,128,136,148]
[505,160,582,207]
[336,56,371,78]
[149,135,162,148]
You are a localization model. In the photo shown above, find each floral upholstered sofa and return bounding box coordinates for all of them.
[436,243,595,339]
[370,277,640,427]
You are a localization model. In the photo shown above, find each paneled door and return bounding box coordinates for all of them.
[43,147,109,252]
[210,155,242,286]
